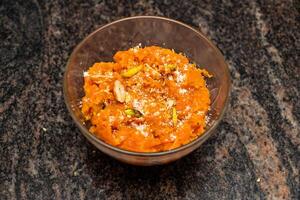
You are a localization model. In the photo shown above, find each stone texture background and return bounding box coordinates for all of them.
[0,0,299,199]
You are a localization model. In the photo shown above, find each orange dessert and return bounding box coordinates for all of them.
[81,46,211,152]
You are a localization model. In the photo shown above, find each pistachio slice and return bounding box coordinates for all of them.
[121,65,143,78]
[124,108,143,118]
[165,64,176,71]
[124,108,135,116]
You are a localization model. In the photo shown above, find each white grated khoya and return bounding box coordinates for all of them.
[197,111,205,116]
[133,123,148,137]
[144,72,150,78]
[146,63,161,77]
[119,114,124,121]
[168,75,174,81]
[132,99,145,114]
[174,70,186,83]
[150,88,162,94]
[159,107,165,112]
[150,102,156,107]
[83,98,90,103]
[177,120,184,127]
[170,133,177,141]
[185,106,191,111]
[179,88,188,94]
[83,71,89,77]
[109,116,115,123]
[185,113,192,120]
[83,71,113,78]
[166,99,175,108]
[153,111,160,116]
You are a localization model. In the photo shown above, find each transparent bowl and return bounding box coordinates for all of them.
[64,16,230,166]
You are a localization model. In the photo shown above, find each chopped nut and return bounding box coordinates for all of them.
[125,108,135,116]
[114,80,126,103]
[172,107,177,125]
[124,108,143,118]
[165,64,176,71]
[121,65,143,77]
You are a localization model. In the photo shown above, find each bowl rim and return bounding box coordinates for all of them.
[63,16,231,157]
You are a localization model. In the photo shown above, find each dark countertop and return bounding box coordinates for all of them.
[1,0,299,199]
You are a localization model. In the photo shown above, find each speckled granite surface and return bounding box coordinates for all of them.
[0,0,299,199]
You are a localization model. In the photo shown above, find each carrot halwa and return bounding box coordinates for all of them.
[81,45,211,152]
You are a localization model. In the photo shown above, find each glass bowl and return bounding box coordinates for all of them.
[63,16,231,166]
